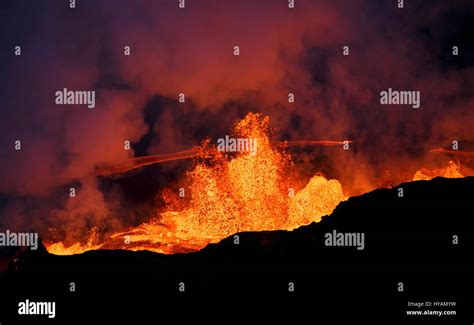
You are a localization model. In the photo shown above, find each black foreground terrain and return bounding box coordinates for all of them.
[1,177,473,322]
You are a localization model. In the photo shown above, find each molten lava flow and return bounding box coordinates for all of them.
[95,140,353,176]
[44,113,474,256]
[279,140,352,148]
[429,148,474,156]
[45,113,347,255]
[288,175,345,228]
[413,160,465,181]
[95,147,203,176]
[45,227,103,255]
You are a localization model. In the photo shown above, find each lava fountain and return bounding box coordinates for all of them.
[44,113,473,255]
[45,113,347,255]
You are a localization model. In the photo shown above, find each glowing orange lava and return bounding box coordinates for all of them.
[44,114,473,256]
[413,160,465,181]
[45,113,347,255]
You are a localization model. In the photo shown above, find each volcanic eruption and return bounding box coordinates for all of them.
[45,113,347,254]
[43,112,473,256]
